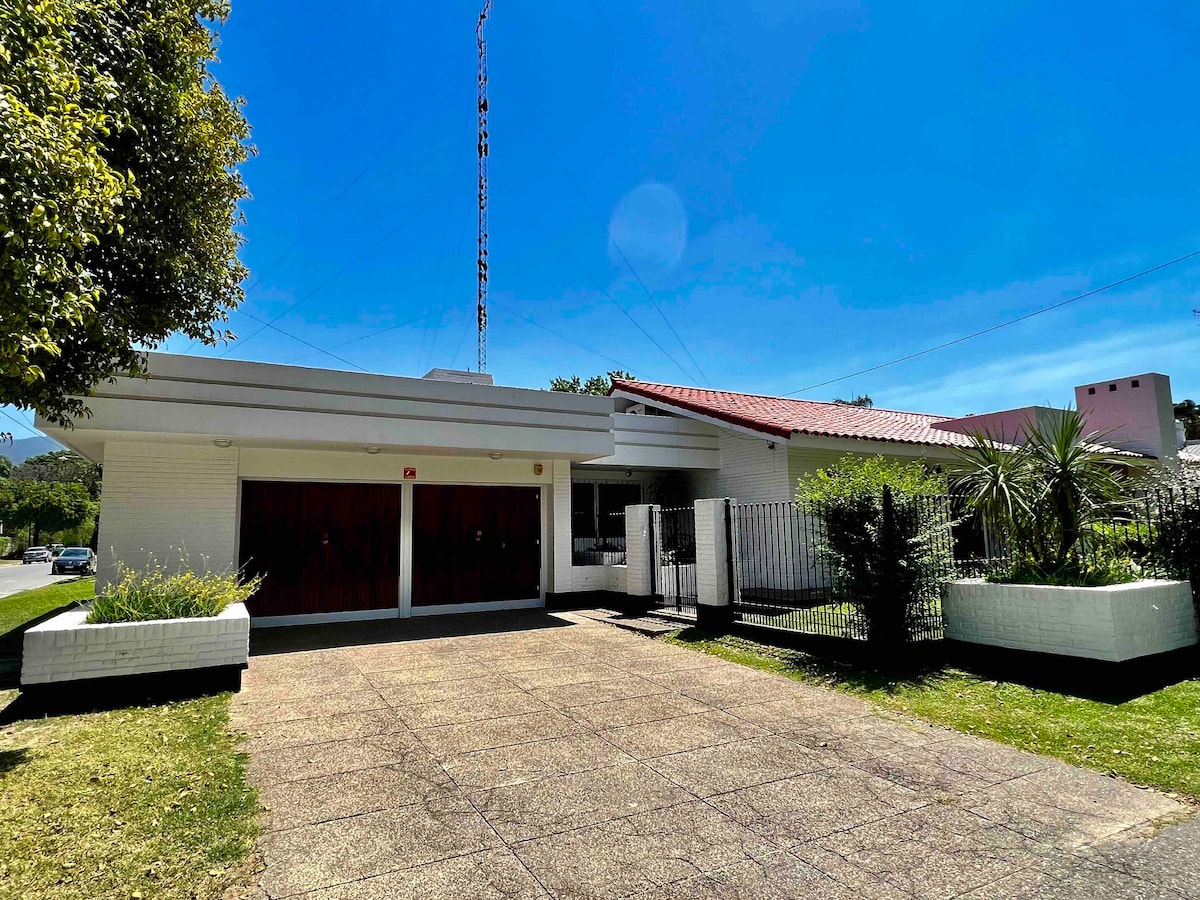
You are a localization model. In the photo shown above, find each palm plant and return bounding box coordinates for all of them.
[951,409,1144,583]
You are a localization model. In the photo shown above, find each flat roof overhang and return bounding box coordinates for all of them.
[37,353,617,463]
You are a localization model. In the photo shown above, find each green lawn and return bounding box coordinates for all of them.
[0,577,95,637]
[665,629,1200,801]
[0,694,259,899]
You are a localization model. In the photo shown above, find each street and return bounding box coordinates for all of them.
[0,563,78,600]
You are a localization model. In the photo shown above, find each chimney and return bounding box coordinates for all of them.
[1074,373,1176,461]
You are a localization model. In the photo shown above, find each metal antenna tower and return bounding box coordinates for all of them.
[475,0,492,373]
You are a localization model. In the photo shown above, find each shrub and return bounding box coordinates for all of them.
[88,560,261,624]
[797,455,954,645]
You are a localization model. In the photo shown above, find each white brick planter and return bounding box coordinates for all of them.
[943,579,1198,662]
[21,602,250,686]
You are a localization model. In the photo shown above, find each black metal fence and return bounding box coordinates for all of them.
[652,505,698,617]
[732,493,959,643]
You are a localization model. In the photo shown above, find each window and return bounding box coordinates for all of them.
[571,480,641,565]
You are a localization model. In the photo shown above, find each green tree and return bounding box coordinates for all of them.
[0,455,12,479]
[832,395,874,408]
[0,479,94,545]
[1174,400,1200,441]
[0,0,252,425]
[15,449,101,499]
[549,371,636,396]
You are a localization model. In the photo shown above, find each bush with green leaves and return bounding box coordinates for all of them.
[797,455,954,645]
[88,559,261,624]
[952,408,1146,586]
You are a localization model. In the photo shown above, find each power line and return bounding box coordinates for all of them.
[282,311,427,367]
[505,310,640,375]
[219,192,447,358]
[0,407,42,439]
[786,248,1200,396]
[496,180,699,384]
[542,141,709,385]
[229,310,372,373]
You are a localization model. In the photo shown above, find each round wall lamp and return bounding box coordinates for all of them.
[489,452,504,460]
[365,446,381,455]
[213,438,233,448]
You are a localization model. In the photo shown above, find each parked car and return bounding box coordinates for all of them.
[22,547,52,564]
[49,543,65,557]
[52,547,96,576]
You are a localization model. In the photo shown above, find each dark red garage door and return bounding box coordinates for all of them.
[412,485,541,607]
[239,481,399,618]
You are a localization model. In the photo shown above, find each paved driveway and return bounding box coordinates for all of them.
[234,611,1195,899]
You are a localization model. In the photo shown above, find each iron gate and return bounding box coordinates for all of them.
[651,505,698,617]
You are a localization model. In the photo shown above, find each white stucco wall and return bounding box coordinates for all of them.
[943,578,1198,662]
[98,442,240,588]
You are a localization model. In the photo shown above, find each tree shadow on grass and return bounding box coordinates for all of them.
[0,748,29,775]
[671,625,1200,705]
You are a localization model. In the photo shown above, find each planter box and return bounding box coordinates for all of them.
[943,579,1198,662]
[21,602,250,687]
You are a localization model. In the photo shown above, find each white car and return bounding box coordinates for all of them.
[22,546,52,564]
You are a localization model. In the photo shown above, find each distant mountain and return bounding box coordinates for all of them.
[1,435,65,465]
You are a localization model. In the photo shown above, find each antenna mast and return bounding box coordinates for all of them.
[475,0,492,373]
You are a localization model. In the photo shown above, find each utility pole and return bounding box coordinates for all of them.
[476,0,492,373]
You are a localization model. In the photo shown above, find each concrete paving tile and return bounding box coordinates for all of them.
[248,731,428,784]
[784,714,952,763]
[514,800,778,900]
[710,766,928,846]
[645,734,827,798]
[394,690,551,729]
[259,796,501,897]
[416,709,584,757]
[570,692,711,729]
[642,664,765,692]
[242,709,407,752]
[373,674,516,707]
[295,848,549,899]
[232,689,389,727]
[599,710,768,760]
[257,762,457,829]
[725,692,870,732]
[481,650,593,673]
[234,673,376,704]
[442,732,635,792]
[503,661,628,691]
[793,803,1047,899]
[680,675,825,710]
[363,662,492,688]
[961,855,1186,899]
[472,762,694,842]
[532,674,672,710]
[245,657,362,687]
[608,651,728,677]
[656,849,859,899]
[249,649,359,674]
[966,764,1185,849]
[1072,812,1200,897]
[350,650,474,674]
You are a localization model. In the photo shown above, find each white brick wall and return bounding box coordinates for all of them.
[693,433,791,503]
[624,505,657,596]
[22,602,250,685]
[943,579,1198,662]
[98,442,240,588]
[551,460,573,593]
[695,498,731,609]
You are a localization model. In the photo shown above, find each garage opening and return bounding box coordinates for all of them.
[239,481,400,618]
[412,485,541,607]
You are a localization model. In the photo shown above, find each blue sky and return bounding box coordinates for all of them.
[7,0,1200,443]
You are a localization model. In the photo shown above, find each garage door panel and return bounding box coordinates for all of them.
[412,485,540,607]
[239,481,399,618]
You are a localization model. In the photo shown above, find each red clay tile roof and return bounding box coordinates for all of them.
[610,380,979,449]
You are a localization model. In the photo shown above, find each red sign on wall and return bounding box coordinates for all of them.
[403,467,417,480]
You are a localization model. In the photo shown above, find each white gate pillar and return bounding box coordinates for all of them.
[624,504,660,597]
[695,498,736,629]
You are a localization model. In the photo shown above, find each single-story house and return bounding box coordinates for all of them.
[38,355,1174,626]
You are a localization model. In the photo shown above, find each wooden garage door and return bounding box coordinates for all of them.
[412,485,541,607]
[239,481,399,618]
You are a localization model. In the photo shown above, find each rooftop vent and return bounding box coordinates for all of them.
[421,368,494,386]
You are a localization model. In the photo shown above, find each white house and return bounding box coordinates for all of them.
[38,354,1171,626]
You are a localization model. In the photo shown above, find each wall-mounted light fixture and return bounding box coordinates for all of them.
[767,442,776,451]
[625,469,633,478]
[489,452,503,460]
[365,446,381,455]
[213,438,233,448]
